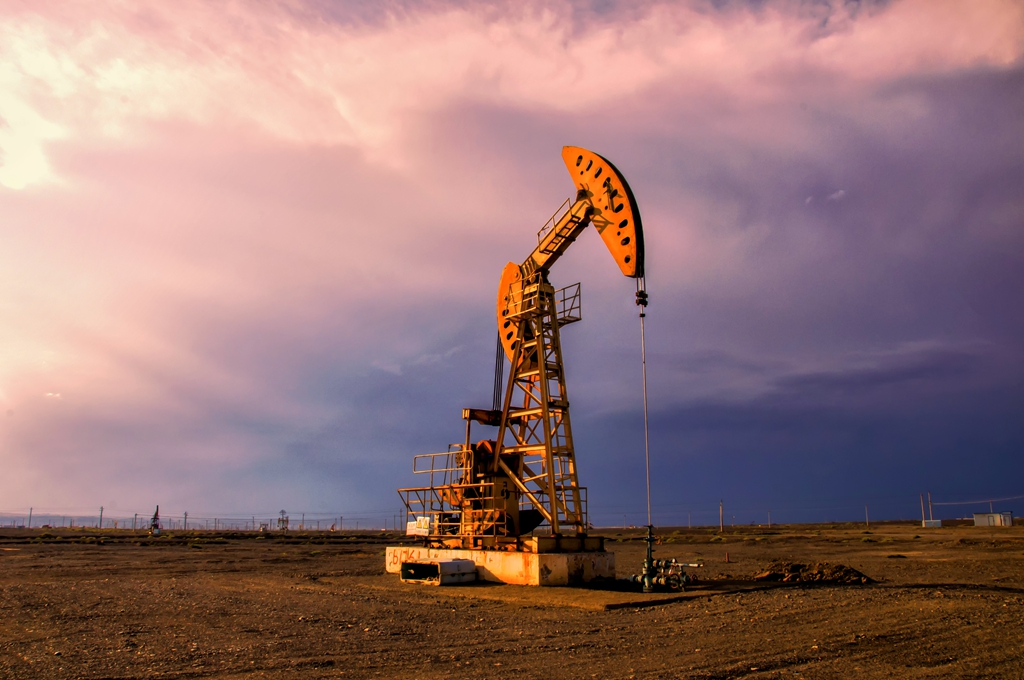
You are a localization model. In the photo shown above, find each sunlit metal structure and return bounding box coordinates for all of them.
[397,146,645,559]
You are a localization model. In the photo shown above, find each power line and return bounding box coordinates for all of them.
[930,493,1024,507]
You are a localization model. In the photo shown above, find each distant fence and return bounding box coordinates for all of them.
[0,510,410,532]
[3,491,1020,532]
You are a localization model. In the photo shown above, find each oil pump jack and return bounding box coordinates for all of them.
[392,147,647,584]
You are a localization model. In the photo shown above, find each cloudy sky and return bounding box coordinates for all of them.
[2,0,1022,527]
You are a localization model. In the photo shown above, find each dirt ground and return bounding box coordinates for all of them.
[1,523,1023,679]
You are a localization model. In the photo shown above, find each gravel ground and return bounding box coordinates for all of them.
[1,524,1022,679]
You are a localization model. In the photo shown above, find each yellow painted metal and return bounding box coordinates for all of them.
[497,262,522,363]
[397,146,642,554]
[496,277,583,536]
[523,196,594,278]
[498,146,643,361]
[561,146,644,279]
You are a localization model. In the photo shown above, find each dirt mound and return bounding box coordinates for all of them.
[752,561,873,585]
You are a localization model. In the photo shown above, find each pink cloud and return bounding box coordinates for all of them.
[1,0,1021,514]
[2,0,1020,188]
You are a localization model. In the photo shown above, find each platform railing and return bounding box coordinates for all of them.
[410,446,470,489]
[503,280,580,327]
[554,283,581,325]
[537,197,572,244]
[400,477,517,539]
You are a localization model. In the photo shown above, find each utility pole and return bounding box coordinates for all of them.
[719,500,724,533]
[768,510,771,529]
[184,512,188,530]
[27,508,32,529]
[919,494,926,526]
[927,492,933,521]
[865,505,870,527]
[98,506,103,530]
[133,514,137,531]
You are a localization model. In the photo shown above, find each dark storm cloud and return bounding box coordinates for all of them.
[772,345,982,395]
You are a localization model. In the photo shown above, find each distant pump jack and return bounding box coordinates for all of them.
[150,506,161,536]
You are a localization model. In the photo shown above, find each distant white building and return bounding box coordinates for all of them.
[973,512,1013,527]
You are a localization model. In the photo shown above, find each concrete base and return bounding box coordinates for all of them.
[386,546,615,586]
